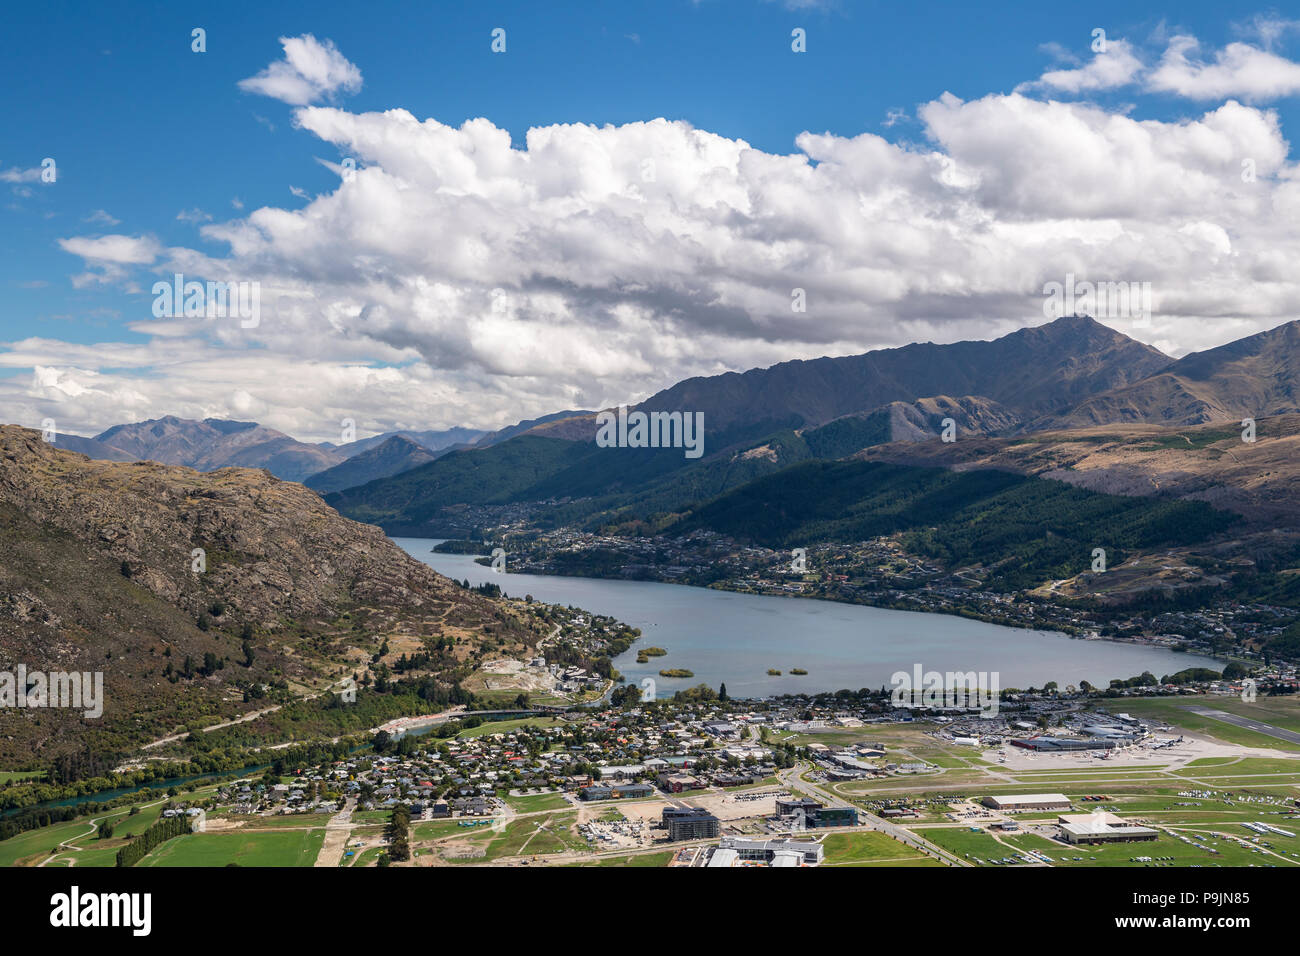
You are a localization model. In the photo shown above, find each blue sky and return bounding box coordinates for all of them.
[4,1,1300,438]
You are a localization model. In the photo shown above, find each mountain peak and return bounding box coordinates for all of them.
[91,415,343,482]
[303,432,438,494]
[1044,318,1300,428]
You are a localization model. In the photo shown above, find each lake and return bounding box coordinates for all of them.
[394,538,1222,698]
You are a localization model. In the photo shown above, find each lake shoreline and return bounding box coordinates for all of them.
[445,548,1223,661]
[397,538,1225,696]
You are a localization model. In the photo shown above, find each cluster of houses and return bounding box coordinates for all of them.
[199,666,1298,828]
[203,703,793,820]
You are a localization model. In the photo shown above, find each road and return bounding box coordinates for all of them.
[139,676,357,751]
[37,797,170,867]
[777,762,966,866]
[313,797,358,867]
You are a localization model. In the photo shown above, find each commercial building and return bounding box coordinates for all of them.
[658,772,705,793]
[579,783,654,801]
[826,752,876,773]
[880,807,919,819]
[775,797,859,828]
[663,806,720,841]
[707,847,739,868]
[1057,812,1157,844]
[1011,736,1127,752]
[776,797,821,817]
[719,836,824,865]
[814,806,859,827]
[982,793,1072,812]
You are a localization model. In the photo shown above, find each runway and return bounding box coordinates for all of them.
[1184,706,1300,746]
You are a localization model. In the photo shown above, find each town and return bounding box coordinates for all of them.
[29,665,1294,869]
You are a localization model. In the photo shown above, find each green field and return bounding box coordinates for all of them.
[569,850,674,867]
[0,771,44,783]
[923,827,1033,864]
[1174,757,1300,776]
[457,716,570,738]
[0,799,171,867]
[819,831,939,866]
[344,845,386,867]
[138,829,326,867]
[413,818,496,841]
[505,791,571,813]
[1116,698,1300,751]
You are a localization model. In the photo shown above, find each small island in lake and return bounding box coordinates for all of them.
[659,668,694,678]
[790,668,808,675]
[636,646,668,663]
[767,668,782,676]
[431,539,490,555]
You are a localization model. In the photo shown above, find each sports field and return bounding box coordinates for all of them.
[138,829,326,867]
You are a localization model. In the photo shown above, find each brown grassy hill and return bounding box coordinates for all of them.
[855,415,1300,526]
[0,425,539,765]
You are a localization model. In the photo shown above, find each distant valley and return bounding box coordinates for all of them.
[26,315,1300,666]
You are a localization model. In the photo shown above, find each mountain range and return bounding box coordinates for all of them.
[22,315,1300,541]
[321,316,1300,536]
[48,417,488,487]
[93,416,345,482]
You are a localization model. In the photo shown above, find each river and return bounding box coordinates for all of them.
[394,538,1221,698]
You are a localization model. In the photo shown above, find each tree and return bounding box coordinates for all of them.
[387,805,411,862]
[719,682,729,701]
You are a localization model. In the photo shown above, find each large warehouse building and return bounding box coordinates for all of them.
[982,793,1072,812]
[1058,812,1158,845]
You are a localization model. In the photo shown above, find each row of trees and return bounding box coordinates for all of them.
[115,813,191,867]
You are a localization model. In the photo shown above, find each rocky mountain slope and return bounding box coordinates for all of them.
[1042,320,1300,429]
[626,314,1171,441]
[50,431,137,462]
[0,426,539,765]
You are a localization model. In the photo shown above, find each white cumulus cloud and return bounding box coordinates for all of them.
[237,34,362,106]
[1148,35,1300,100]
